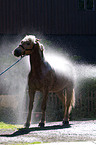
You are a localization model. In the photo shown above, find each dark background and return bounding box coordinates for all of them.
[0,0,96,63]
[0,0,96,123]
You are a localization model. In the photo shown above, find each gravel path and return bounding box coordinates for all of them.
[0,120,96,144]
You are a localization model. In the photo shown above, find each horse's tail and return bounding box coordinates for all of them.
[68,88,75,114]
[71,88,75,108]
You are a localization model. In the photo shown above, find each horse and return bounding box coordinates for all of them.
[14,35,75,128]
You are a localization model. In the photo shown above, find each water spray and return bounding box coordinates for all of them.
[0,56,24,76]
[0,35,96,124]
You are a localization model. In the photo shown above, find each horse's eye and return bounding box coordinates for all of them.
[27,42,30,45]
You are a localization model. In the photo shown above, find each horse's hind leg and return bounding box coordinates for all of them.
[56,91,66,122]
[25,89,35,128]
[63,86,75,125]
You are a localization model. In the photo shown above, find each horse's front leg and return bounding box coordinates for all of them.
[39,90,48,127]
[25,89,35,128]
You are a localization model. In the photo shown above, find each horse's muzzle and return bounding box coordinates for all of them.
[14,48,22,57]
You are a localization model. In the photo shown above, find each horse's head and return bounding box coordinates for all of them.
[14,35,44,57]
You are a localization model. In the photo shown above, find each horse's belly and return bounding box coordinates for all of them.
[49,74,70,92]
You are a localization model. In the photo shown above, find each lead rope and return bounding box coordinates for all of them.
[0,56,24,76]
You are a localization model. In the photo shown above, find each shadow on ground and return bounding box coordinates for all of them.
[0,124,71,137]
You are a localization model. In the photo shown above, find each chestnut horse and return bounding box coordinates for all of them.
[14,35,75,128]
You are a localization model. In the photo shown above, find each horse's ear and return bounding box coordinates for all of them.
[35,38,39,43]
[40,44,44,58]
[40,44,44,51]
[25,35,28,37]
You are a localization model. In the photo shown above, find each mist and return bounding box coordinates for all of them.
[0,35,96,124]
[0,35,29,124]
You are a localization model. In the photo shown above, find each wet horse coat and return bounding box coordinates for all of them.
[14,35,75,128]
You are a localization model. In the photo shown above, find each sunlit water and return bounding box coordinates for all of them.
[0,37,96,124]
[45,51,96,101]
[45,52,96,83]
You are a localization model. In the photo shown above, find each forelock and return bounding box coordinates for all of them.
[22,35,36,43]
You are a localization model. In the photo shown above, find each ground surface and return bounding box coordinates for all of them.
[0,120,96,144]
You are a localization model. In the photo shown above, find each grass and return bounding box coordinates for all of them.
[0,122,44,145]
[0,122,23,130]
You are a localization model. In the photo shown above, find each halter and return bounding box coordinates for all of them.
[19,44,36,55]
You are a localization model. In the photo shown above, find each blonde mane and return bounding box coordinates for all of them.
[21,35,37,44]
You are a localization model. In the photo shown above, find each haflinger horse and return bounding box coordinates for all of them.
[14,35,75,128]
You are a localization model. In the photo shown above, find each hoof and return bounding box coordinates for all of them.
[62,121,69,126]
[24,123,30,128]
[38,122,45,128]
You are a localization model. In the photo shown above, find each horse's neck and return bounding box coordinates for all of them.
[30,50,44,78]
